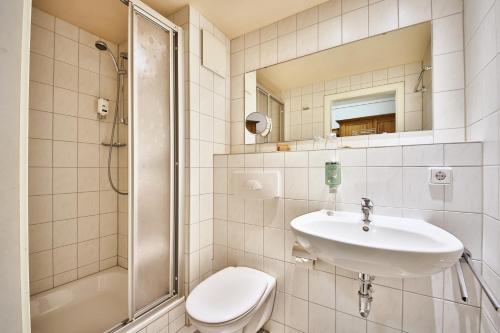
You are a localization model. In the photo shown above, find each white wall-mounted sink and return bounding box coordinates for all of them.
[291,210,463,278]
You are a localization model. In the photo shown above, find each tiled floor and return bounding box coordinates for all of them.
[177,327,196,333]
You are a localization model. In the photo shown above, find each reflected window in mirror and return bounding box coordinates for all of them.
[325,82,406,137]
[332,92,396,137]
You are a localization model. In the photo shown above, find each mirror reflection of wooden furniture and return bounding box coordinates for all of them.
[335,113,395,137]
[246,120,258,133]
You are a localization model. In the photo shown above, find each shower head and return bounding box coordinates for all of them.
[414,65,433,92]
[95,40,108,51]
[95,40,126,74]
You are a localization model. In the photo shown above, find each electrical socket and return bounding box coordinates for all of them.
[429,167,452,185]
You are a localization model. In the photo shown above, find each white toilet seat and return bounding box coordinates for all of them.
[186,266,276,333]
[186,266,269,324]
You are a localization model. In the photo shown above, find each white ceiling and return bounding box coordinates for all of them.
[33,0,129,43]
[257,23,432,92]
[32,0,329,43]
[145,0,330,38]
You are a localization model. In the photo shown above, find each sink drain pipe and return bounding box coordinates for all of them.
[358,273,374,318]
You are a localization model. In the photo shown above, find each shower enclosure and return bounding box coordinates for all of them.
[257,87,284,143]
[129,2,183,317]
[28,0,183,332]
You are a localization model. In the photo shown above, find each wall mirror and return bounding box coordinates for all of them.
[244,22,432,144]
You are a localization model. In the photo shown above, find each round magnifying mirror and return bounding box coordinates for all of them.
[245,112,272,137]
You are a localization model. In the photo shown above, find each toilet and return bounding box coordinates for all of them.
[186,266,276,333]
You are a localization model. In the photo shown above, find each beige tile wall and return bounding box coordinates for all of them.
[169,6,231,295]
[464,0,500,332]
[281,61,426,141]
[230,0,466,153]
[213,142,483,332]
[28,7,122,295]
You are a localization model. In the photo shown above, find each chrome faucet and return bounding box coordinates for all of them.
[361,198,374,231]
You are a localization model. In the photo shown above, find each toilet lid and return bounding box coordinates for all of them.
[186,267,269,324]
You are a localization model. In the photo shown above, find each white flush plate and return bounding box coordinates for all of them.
[231,169,282,199]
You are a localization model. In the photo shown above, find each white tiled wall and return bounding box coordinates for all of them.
[230,0,466,153]
[281,61,427,141]
[213,142,483,332]
[28,7,122,294]
[464,0,500,332]
[169,6,231,295]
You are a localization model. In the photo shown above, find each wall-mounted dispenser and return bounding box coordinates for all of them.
[325,161,341,193]
[97,98,109,118]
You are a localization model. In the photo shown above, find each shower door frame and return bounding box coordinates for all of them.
[127,0,184,321]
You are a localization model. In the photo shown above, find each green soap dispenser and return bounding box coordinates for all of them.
[325,161,341,193]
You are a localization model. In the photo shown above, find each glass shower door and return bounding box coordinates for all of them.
[128,1,178,317]
[269,97,283,142]
[256,88,268,143]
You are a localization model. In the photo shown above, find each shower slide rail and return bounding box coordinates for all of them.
[456,248,500,311]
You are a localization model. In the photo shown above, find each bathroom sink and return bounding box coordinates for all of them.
[291,210,463,278]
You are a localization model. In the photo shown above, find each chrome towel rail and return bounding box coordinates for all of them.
[457,248,500,311]
[455,258,468,302]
